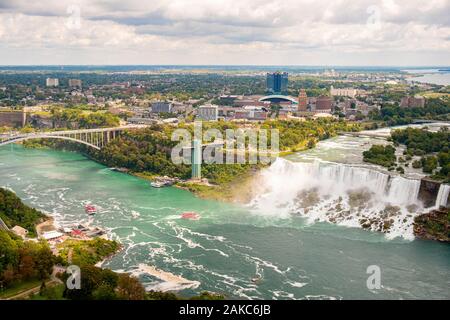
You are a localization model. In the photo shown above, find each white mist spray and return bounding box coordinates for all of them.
[250,158,424,240]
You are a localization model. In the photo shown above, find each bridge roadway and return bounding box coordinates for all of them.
[0,125,149,150]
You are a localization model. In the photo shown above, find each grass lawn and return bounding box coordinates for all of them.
[0,278,42,299]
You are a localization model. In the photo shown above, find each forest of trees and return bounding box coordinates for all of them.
[50,108,120,129]
[58,264,224,300]
[362,145,397,168]
[93,120,360,183]
[0,229,58,292]
[391,127,450,181]
[261,119,360,151]
[0,188,45,237]
[363,127,450,181]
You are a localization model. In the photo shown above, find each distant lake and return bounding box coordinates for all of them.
[403,69,450,86]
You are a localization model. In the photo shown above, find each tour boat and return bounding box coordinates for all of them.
[180,212,200,220]
[151,181,165,188]
[85,205,97,215]
[151,178,175,188]
[251,276,262,284]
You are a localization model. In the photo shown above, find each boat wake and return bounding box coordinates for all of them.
[131,263,200,292]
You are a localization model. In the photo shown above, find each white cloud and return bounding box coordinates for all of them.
[0,0,449,65]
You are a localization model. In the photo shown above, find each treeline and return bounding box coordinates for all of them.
[94,123,257,184]
[49,108,120,129]
[0,188,45,237]
[369,98,450,126]
[391,127,450,181]
[363,127,450,181]
[57,238,120,266]
[261,119,361,151]
[0,229,58,291]
[95,125,192,179]
[363,145,397,169]
[94,120,359,182]
[57,264,224,300]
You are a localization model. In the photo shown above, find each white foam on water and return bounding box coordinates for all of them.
[286,281,308,288]
[133,263,200,292]
[169,222,230,257]
[131,210,140,219]
[272,290,296,299]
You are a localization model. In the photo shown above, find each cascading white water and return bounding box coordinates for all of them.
[250,158,424,240]
[386,176,421,205]
[435,184,450,209]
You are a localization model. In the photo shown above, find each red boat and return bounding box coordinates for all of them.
[181,212,200,220]
[85,205,97,215]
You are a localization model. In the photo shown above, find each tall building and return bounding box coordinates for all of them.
[151,102,173,113]
[298,89,308,111]
[330,86,358,98]
[197,104,218,121]
[0,110,27,127]
[266,72,288,94]
[68,79,82,88]
[46,78,59,87]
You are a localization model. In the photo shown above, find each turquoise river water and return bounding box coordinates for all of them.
[0,143,449,300]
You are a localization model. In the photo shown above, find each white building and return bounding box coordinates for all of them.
[41,230,64,240]
[330,86,358,98]
[197,104,218,121]
[11,226,28,238]
[46,78,59,87]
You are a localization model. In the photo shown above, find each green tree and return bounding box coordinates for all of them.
[116,274,146,300]
[422,156,438,173]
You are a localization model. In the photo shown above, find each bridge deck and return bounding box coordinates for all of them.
[0,125,148,150]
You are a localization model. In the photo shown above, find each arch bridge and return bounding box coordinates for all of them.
[0,125,147,150]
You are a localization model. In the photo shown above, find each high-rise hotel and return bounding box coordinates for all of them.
[266,72,288,95]
[298,89,308,111]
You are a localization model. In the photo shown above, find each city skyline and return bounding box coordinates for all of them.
[0,0,449,66]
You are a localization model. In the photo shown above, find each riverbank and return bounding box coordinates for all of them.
[414,208,450,242]
[176,171,263,204]
[130,167,263,204]
[36,215,55,236]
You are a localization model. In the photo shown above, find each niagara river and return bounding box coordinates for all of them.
[1,126,449,299]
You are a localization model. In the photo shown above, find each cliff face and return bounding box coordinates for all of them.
[414,208,450,242]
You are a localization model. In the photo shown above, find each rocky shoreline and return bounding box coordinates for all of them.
[414,208,450,242]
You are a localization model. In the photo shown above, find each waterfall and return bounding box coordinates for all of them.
[386,177,421,205]
[435,184,450,209]
[250,158,424,240]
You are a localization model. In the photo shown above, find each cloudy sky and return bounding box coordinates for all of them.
[0,0,449,66]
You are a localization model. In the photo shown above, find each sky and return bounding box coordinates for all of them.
[0,0,449,66]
